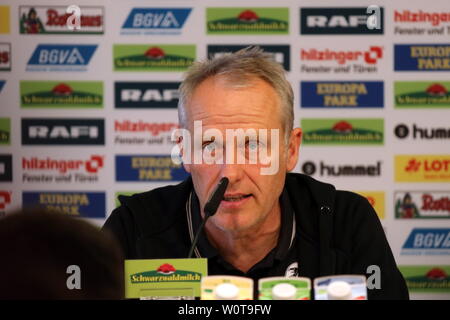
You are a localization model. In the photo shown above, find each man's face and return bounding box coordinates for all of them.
[182,76,301,234]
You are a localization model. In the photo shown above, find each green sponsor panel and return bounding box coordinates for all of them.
[115,191,142,208]
[0,118,10,145]
[207,7,289,34]
[114,45,195,71]
[394,81,450,108]
[301,118,384,145]
[125,259,208,299]
[20,81,103,108]
[399,266,450,293]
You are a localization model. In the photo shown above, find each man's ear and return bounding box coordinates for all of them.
[286,128,302,172]
[177,136,191,173]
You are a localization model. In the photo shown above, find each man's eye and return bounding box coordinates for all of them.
[203,142,216,152]
[247,141,259,150]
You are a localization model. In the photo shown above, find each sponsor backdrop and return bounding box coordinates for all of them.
[0,0,449,299]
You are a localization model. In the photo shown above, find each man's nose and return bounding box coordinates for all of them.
[220,163,244,184]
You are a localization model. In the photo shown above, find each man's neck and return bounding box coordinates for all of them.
[204,203,281,273]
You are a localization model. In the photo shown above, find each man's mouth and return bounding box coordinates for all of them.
[223,194,252,202]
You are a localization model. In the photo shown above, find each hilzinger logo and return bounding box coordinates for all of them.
[171,121,280,175]
[301,46,383,65]
[22,155,103,174]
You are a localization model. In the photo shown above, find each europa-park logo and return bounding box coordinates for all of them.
[20,81,103,109]
[206,7,289,34]
[113,45,195,71]
[130,263,201,283]
[394,81,450,108]
[395,155,450,182]
[301,118,384,145]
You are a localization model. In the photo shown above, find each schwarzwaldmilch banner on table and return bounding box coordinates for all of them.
[0,0,449,300]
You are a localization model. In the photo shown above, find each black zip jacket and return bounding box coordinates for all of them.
[103,173,409,300]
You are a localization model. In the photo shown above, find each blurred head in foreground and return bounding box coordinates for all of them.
[0,209,124,299]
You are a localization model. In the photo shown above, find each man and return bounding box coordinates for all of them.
[0,209,124,299]
[104,47,409,299]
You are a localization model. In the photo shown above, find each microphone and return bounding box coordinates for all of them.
[187,177,229,258]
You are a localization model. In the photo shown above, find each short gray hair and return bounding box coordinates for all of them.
[178,46,294,142]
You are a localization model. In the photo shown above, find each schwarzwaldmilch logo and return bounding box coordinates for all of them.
[206,8,289,34]
[395,82,450,108]
[114,45,195,71]
[20,81,103,108]
[0,118,10,145]
[19,6,104,34]
[400,266,450,292]
[130,263,201,283]
[301,119,384,145]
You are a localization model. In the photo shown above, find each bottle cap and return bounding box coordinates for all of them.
[272,283,297,300]
[214,283,239,300]
[327,281,352,300]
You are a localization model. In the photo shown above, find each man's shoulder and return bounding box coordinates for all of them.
[286,172,372,218]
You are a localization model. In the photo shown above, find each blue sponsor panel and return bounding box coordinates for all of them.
[301,81,384,108]
[394,44,450,71]
[0,80,5,92]
[22,191,106,218]
[122,8,191,33]
[27,44,97,71]
[402,228,450,255]
[116,155,189,182]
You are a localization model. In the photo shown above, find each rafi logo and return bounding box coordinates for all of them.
[301,160,382,177]
[301,81,383,108]
[207,45,290,71]
[395,44,450,71]
[130,263,201,283]
[114,120,178,146]
[394,123,450,140]
[402,229,450,255]
[115,155,189,182]
[115,82,180,108]
[22,155,104,184]
[301,118,384,145]
[0,191,12,210]
[399,266,450,292]
[122,8,191,35]
[206,7,289,34]
[113,45,195,72]
[356,191,385,219]
[394,82,450,108]
[395,155,450,182]
[20,81,103,109]
[21,118,105,145]
[0,43,11,71]
[300,7,384,35]
[0,6,9,34]
[0,155,12,182]
[19,6,104,34]
[395,191,450,219]
[22,191,106,218]
[27,44,97,72]
[0,118,10,145]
